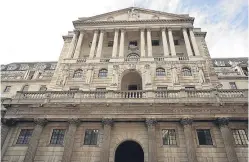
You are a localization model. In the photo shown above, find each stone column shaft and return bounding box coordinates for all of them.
[112,29,119,58]
[216,118,239,162]
[24,119,47,162]
[118,29,125,57]
[89,30,98,59]
[73,31,85,59]
[140,29,145,57]
[67,31,79,58]
[180,118,198,162]
[189,29,200,56]
[62,119,80,162]
[182,28,193,56]
[100,119,113,162]
[161,28,169,57]
[168,28,176,56]
[96,30,105,58]
[147,29,152,57]
[146,119,157,162]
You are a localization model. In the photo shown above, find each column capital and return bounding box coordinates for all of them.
[120,28,126,33]
[180,118,193,126]
[73,30,80,35]
[93,29,99,33]
[215,117,229,127]
[114,28,120,32]
[1,118,16,126]
[160,27,166,31]
[80,30,86,34]
[140,27,145,31]
[68,118,81,125]
[34,118,48,126]
[102,118,114,126]
[167,27,173,31]
[145,118,157,127]
[147,28,152,32]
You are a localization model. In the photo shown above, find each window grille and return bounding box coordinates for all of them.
[232,129,248,145]
[162,129,177,145]
[197,129,213,145]
[16,129,33,144]
[229,82,237,89]
[156,68,166,76]
[50,129,66,145]
[73,69,83,78]
[182,67,192,76]
[84,129,99,145]
[98,69,108,78]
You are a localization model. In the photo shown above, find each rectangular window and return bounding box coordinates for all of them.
[197,129,213,145]
[229,82,237,89]
[16,129,33,144]
[174,40,179,45]
[232,129,248,145]
[84,129,99,145]
[185,86,195,91]
[162,129,177,145]
[129,41,137,46]
[152,40,160,46]
[50,129,66,145]
[108,41,113,47]
[4,86,11,92]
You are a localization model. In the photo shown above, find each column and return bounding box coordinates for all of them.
[1,119,16,157]
[62,118,80,162]
[147,29,152,57]
[140,28,145,57]
[118,29,125,58]
[168,28,176,56]
[24,119,47,162]
[161,28,169,57]
[146,119,157,162]
[73,31,85,59]
[182,28,193,56]
[96,30,105,58]
[89,30,99,59]
[189,28,200,56]
[112,29,119,58]
[216,118,239,162]
[67,31,79,58]
[100,118,113,162]
[180,118,198,162]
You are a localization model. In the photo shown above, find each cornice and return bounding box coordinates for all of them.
[73,18,194,26]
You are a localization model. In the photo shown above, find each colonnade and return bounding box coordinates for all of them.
[67,27,200,60]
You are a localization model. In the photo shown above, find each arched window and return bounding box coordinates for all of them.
[98,69,108,78]
[156,68,166,76]
[73,69,83,78]
[22,85,29,91]
[182,67,192,76]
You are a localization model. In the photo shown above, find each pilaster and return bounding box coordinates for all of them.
[140,28,145,57]
[216,117,239,162]
[67,30,79,58]
[182,28,193,56]
[89,30,99,59]
[189,28,200,56]
[146,118,157,162]
[23,118,48,162]
[146,28,152,57]
[167,28,176,56]
[73,30,85,59]
[161,27,169,57]
[118,29,125,58]
[96,30,105,58]
[180,118,198,162]
[62,118,81,162]
[112,29,119,58]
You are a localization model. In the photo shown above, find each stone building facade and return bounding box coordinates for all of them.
[1,7,248,162]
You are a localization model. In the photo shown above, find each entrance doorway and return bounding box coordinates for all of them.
[121,71,142,91]
[115,140,144,162]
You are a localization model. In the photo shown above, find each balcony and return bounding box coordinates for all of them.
[8,89,248,105]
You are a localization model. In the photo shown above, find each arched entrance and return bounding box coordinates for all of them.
[115,140,144,162]
[121,71,142,91]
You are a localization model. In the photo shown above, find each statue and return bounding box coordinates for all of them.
[61,69,69,86]
[85,67,94,84]
[171,66,179,84]
[144,64,152,85]
[111,65,118,86]
[128,8,139,20]
[198,68,205,83]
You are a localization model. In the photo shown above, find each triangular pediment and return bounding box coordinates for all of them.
[77,7,192,22]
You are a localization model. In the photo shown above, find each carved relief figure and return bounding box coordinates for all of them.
[198,68,205,83]
[144,64,152,85]
[128,8,139,20]
[111,65,119,86]
[171,66,179,84]
[85,66,94,84]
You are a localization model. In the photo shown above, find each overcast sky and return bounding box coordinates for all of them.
[0,0,248,65]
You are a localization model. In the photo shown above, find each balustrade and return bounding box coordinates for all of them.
[13,89,247,103]
[154,57,165,61]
